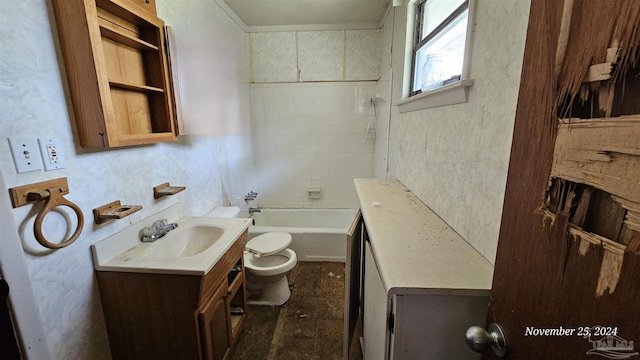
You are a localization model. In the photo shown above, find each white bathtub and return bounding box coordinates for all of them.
[247,209,357,262]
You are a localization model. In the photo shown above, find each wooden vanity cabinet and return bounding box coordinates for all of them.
[51,0,177,148]
[95,230,247,360]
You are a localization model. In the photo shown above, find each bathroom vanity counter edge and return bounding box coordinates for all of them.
[354,178,494,294]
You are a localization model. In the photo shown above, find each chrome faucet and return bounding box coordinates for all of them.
[248,207,261,215]
[141,219,178,242]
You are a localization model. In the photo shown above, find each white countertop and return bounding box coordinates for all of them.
[354,178,493,295]
[91,204,250,276]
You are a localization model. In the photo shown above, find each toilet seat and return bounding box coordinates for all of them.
[244,248,297,276]
[246,232,292,257]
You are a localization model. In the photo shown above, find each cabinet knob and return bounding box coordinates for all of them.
[464,323,506,357]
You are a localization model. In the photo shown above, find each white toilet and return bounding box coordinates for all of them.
[244,232,297,306]
[206,207,297,306]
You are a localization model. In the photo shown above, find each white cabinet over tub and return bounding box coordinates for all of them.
[346,178,494,360]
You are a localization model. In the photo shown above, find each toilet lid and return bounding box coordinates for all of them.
[246,232,292,257]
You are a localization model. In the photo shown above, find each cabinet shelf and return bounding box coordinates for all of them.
[99,18,159,51]
[231,314,245,335]
[115,132,177,147]
[109,80,164,93]
[228,271,244,298]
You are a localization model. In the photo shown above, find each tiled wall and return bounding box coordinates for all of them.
[248,29,381,208]
[250,82,376,209]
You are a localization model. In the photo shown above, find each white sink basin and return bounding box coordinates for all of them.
[143,225,225,258]
[90,204,251,275]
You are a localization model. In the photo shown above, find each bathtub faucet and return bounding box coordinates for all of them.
[249,207,261,215]
[245,191,258,201]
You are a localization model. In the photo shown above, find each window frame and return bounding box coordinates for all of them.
[399,0,475,112]
[410,0,469,96]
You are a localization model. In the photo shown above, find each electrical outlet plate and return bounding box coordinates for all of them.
[8,137,43,173]
[38,138,65,171]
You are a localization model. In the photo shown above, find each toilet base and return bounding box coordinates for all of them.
[246,276,291,306]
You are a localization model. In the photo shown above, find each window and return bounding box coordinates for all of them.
[410,0,470,96]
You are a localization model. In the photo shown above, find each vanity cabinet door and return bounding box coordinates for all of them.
[363,242,389,360]
[198,281,231,360]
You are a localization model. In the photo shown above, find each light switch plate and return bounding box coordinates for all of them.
[8,137,43,173]
[38,138,66,171]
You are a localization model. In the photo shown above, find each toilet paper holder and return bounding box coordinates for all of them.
[9,177,84,249]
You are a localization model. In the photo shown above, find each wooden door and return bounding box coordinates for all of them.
[199,281,231,360]
[484,0,640,359]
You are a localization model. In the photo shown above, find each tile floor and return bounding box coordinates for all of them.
[230,262,363,360]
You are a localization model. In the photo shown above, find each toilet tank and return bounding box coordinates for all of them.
[205,206,241,218]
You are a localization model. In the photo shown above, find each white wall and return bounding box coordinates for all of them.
[384,0,531,263]
[0,0,249,358]
[373,68,392,178]
[248,29,381,208]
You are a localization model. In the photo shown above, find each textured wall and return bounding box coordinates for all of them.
[0,0,250,358]
[250,29,381,82]
[373,68,392,178]
[386,0,531,264]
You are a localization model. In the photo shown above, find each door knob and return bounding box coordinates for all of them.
[464,323,507,357]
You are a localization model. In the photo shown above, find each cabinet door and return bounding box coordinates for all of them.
[363,242,389,360]
[198,282,231,360]
[344,210,363,359]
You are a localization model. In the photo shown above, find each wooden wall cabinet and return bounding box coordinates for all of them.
[95,231,247,360]
[126,0,156,14]
[52,0,177,148]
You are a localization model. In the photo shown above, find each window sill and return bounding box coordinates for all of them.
[396,79,474,113]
